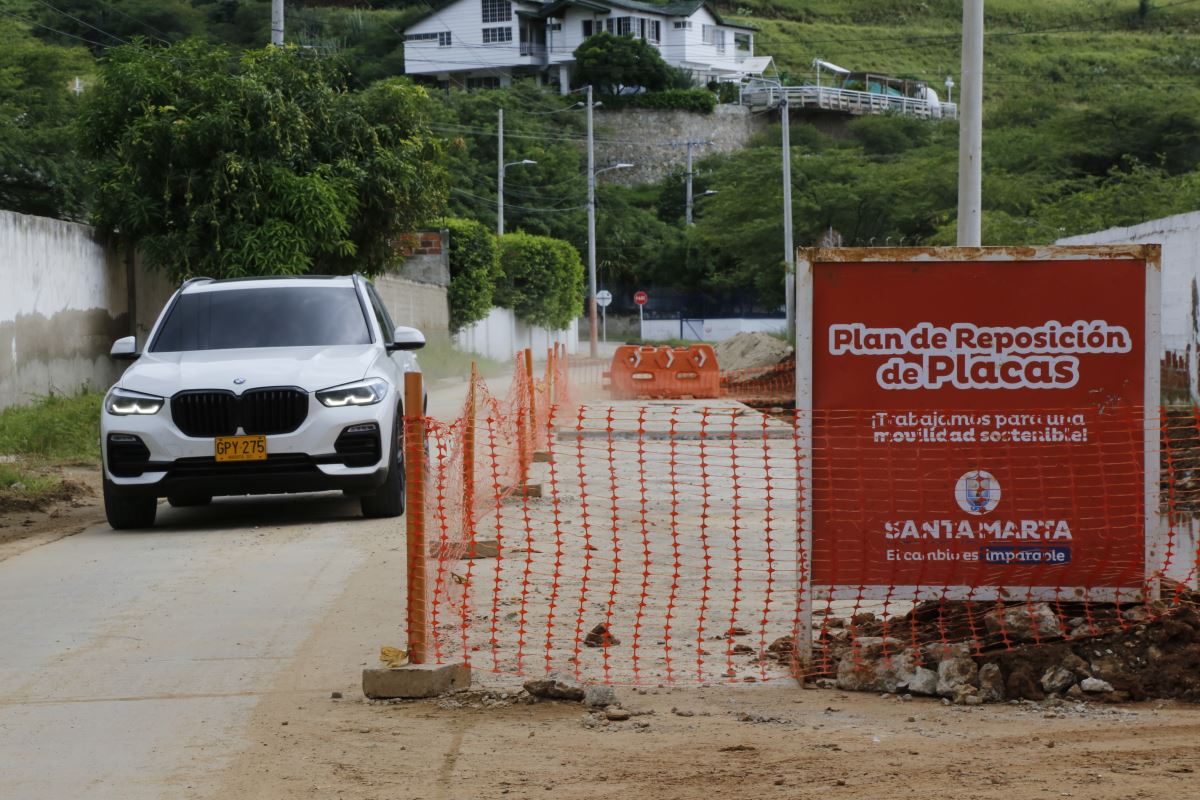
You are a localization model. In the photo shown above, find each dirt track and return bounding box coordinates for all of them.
[212,680,1200,800]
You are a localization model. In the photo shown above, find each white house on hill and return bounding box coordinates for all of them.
[402,0,773,91]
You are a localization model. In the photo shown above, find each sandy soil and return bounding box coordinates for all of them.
[0,465,103,563]
[210,680,1200,800]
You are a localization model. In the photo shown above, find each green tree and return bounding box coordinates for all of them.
[495,232,584,329]
[444,217,501,331]
[79,39,447,280]
[572,32,673,95]
[0,18,91,219]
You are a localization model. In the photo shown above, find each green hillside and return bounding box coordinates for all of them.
[4,0,1199,307]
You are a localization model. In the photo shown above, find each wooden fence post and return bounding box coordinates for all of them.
[404,371,427,664]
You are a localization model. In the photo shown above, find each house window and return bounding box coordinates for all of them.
[701,24,714,43]
[702,25,725,51]
[405,32,438,41]
[650,20,661,42]
[616,16,632,36]
[466,76,501,90]
[482,26,512,43]
[605,18,613,33]
[481,0,511,23]
[638,18,646,39]
[673,20,692,29]
[734,32,751,51]
[547,22,561,31]
[438,31,452,47]
[582,19,593,37]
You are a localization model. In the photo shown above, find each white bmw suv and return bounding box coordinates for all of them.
[101,274,425,529]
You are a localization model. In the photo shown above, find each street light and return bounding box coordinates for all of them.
[587,158,633,357]
[498,157,537,235]
[747,76,795,341]
[687,190,717,225]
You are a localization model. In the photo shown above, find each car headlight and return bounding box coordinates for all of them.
[105,388,164,415]
[316,378,389,408]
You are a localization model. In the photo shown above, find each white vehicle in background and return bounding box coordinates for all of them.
[101,274,425,529]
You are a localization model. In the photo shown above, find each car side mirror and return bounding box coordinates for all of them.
[387,326,426,352]
[110,336,139,361]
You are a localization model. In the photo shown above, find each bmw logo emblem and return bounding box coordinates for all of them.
[233,377,246,385]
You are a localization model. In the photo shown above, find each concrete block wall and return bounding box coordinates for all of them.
[377,229,451,343]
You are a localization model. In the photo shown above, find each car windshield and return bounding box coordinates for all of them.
[151,286,372,352]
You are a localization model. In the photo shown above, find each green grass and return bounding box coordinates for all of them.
[0,393,102,464]
[415,341,509,383]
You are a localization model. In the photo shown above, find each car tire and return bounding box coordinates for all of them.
[360,411,406,519]
[104,480,157,530]
[168,494,212,508]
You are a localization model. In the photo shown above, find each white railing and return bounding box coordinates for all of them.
[742,84,957,120]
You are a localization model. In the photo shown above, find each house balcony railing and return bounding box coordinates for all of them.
[520,42,547,58]
[742,84,958,121]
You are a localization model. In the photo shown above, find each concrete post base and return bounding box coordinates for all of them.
[362,663,471,699]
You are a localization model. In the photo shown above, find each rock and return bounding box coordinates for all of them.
[583,684,617,708]
[1040,666,1076,694]
[523,673,585,701]
[330,691,343,699]
[836,645,920,693]
[584,623,620,648]
[605,707,631,721]
[954,686,982,706]
[984,603,1062,642]
[922,641,971,664]
[850,612,876,626]
[1006,665,1045,701]
[936,657,979,698]
[977,663,1006,703]
[905,667,938,697]
[1065,684,1087,701]
[1121,605,1151,623]
[1081,677,1115,693]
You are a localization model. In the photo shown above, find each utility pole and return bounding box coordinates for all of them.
[781,94,794,341]
[957,0,983,246]
[677,139,712,225]
[586,85,598,359]
[271,0,284,46]
[497,108,504,235]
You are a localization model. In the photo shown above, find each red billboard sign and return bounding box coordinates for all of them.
[799,247,1160,601]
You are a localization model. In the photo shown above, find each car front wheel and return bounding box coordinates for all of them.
[360,411,406,519]
[104,480,157,530]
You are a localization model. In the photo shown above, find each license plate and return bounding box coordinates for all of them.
[214,435,267,462]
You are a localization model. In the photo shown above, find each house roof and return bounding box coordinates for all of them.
[405,0,756,30]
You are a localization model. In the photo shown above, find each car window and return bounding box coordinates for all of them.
[151,287,373,352]
[366,285,396,345]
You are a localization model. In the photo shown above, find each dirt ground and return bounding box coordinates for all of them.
[208,679,1200,800]
[0,465,103,563]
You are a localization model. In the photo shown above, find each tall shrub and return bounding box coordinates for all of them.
[444,217,501,332]
[495,233,585,330]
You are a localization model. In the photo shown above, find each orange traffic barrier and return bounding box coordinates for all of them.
[607,344,720,399]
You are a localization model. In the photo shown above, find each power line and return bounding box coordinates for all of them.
[32,0,130,45]
[452,187,587,213]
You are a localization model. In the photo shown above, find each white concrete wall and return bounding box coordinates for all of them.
[1058,211,1200,399]
[454,306,578,361]
[641,317,786,342]
[0,210,174,409]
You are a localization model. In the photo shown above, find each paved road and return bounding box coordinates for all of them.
[0,375,487,799]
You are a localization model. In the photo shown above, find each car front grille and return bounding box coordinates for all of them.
[106,434,151,477]
[241,388,310,435]
[171,388,308,437]
[164,454,320,479]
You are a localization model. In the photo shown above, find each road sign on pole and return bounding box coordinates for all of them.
[596,290,613,308]
[634,291,647,341]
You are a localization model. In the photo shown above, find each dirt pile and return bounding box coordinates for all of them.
[809,592,1200,704]
[713,332,792,373]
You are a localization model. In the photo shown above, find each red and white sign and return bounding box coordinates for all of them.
[798,247,1161,601]
[634,291,648,306]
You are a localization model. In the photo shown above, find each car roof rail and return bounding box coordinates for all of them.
[180,276,215,289]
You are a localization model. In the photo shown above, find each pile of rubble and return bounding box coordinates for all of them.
[812,592,1200,704]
